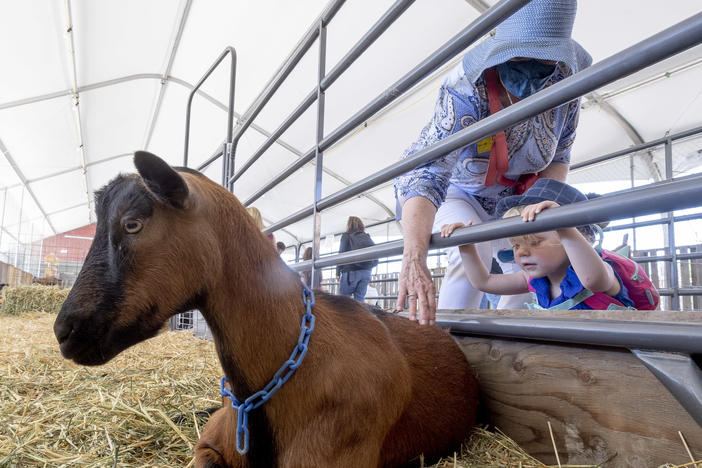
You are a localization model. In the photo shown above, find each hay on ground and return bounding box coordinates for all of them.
[1,285,69,316]
[2,312,700,467]
[1,312,221,467]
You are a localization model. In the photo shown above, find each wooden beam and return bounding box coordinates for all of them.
[447,309,702,467]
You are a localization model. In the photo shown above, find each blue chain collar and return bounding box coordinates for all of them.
[220,285,316,455]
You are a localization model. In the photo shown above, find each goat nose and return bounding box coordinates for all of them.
[54,317,73,343]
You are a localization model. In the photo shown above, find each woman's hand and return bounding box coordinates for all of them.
[397,250,436,325]
[520,200,560,222]
[395,196,438,325]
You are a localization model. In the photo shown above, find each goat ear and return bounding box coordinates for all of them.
[134,151,189,209]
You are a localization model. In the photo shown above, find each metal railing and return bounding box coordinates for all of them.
[183,46,237,189]
[181,1,702,426]
[293,125,702,307]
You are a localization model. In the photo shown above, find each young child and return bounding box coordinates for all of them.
[441,179,642,310]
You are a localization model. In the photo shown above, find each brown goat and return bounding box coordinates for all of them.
[53,151,479,468]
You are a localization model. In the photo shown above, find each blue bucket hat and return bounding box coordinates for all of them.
[495,178,596,263]
[462,0,592,84]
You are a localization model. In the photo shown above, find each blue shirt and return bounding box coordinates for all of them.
[394,62,580,218]
[529,263,635,310]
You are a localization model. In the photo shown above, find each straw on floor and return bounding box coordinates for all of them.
[1,312,699,467]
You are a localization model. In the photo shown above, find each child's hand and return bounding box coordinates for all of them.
[521,200,560,222]
[440,221,473,237]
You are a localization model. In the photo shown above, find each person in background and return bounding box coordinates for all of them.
[440,179,658,310]
[336,216,377,302]
[393,0,592,324]
[276,241,286,255]
[247,206,276,248]
[301,247,313,287]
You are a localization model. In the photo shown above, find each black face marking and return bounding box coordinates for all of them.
[54,175,158,365]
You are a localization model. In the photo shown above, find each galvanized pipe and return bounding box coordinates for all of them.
[664,138,680,309]
[570,125,702,172]
[310,20,327,289]
[631,350,702,429]
[266,12,702,233]
[246,0,532,206]
[229,0,416,186]
[657,288,702,296]
[443,315,702,355]
[272,136,702,249]
[288,175,702,272]
[183,47,236,168]
[605,212,702,232]
[196,0,346,172]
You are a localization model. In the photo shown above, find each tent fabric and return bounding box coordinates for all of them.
[0,0,701,251]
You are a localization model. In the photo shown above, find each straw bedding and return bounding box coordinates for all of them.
[1,285,69,316]
[1,312,220,467]
[1,311,696,467]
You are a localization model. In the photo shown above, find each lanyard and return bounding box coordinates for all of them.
[483,67,540,194]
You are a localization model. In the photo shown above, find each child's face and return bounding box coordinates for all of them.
[509,231,569,278]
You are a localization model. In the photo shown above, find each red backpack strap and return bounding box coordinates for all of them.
[582,291,630,310]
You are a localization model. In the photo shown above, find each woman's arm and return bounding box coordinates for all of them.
[539,161,568,182]
[396,196,437,325]
[441,222,529,295]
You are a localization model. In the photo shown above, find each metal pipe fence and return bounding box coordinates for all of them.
[287,125,702,308]
[240,0,532,208]
[264,11,702,234]
[183,46,237,189]
[228,0,416,188]
[177,0,702,427]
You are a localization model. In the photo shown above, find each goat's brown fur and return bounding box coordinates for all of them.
[54,152,479,468]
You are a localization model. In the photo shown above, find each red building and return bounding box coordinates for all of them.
[31,224,96,285]
[38,224,96,264]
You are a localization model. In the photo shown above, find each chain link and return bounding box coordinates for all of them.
[220,285,316,455]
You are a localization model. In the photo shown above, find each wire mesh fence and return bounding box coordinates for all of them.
[0,230,92,289]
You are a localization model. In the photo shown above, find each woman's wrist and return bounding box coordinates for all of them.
[402,247,428,263]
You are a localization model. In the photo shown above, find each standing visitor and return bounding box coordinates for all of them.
[336,216,377,302]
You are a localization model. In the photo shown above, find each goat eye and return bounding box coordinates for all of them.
[124,220,143,234]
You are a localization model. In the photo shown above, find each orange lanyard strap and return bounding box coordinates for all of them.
[484,67,509,187]
[483,67,541,194]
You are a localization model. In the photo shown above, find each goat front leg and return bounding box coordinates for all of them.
[194,407,248,468]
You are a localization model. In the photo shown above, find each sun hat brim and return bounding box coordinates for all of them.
[462,37,592,84]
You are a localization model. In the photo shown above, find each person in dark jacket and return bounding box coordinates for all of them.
[336,216,376,302]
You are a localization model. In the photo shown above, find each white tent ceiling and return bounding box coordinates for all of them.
[1,0,701,251]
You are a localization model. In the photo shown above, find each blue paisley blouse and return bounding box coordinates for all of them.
[394,62,581,218]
